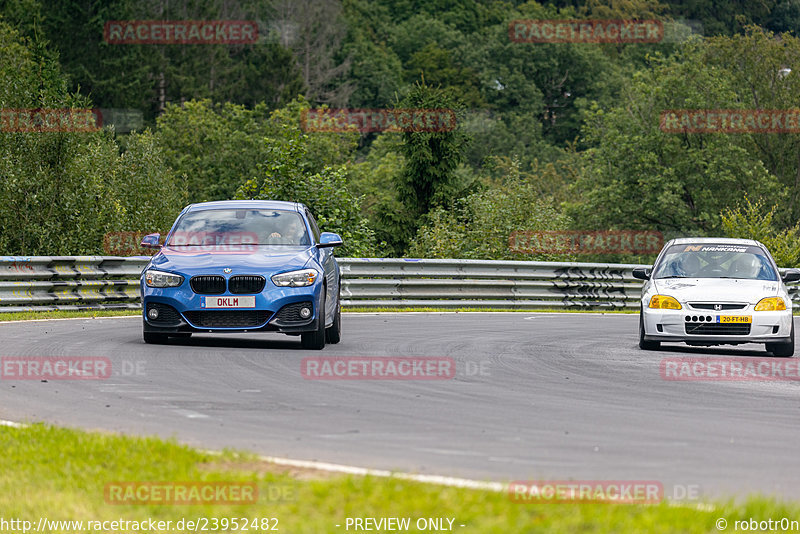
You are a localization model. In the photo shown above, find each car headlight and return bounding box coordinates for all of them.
[144,269,184,288]
[271,269,318,287]
[648,295,682,309]
[754,297,786,311]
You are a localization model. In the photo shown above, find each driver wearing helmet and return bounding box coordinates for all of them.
[729,255,763,279]
[664,253,701,277]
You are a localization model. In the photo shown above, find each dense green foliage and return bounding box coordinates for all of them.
[1,0,800,263]
[234,101,377,256]
[721,196,800,267]
[409,177,574,260]
[0,21,183,255]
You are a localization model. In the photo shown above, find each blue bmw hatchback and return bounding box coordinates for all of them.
[139,200,343,349]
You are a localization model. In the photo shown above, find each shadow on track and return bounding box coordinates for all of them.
[134,334,304,351]
[649,343,776,358]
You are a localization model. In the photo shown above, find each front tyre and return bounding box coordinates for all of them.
[767,320,794,357]
[639,309,660,350]
[325,298,341,344]
[301,292,326,350]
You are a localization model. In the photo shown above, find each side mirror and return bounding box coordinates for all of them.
[317,232,343,248]
[140,233,162,249]
[632,267,652,280]
[782,269,800,283]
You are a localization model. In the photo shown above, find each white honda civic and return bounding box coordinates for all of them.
[634,238,800,357]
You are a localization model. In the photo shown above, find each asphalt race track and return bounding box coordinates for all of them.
[1,313,799,502]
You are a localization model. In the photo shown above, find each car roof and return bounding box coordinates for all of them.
[667,237,762,247]
[184,200,303,213]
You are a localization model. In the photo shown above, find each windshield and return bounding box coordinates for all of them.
[166,209,310,247]
[652,243,778,280]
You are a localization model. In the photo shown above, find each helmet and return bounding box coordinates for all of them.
[730,255,761,279]
[677,254,701,277]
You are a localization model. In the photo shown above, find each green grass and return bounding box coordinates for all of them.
[1,423,797,533]
[0,309,142,322]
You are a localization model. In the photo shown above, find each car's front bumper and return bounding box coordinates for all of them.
[642,307,793,345]
[141,283,323,334]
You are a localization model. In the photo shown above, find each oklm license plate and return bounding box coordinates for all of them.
[203,296,256,309]
[717,315,752,324]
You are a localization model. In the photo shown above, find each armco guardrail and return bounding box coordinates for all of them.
[339,258,646,309]
[0,257,146,312]
[1,256,798,312]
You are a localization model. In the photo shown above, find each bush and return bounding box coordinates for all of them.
[408,179,572,260]
[0,21,184,255]
[721,196,800,268]
[235,103,377,257]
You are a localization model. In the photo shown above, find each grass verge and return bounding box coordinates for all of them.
[0,310,142,322]
[1,423,795,533]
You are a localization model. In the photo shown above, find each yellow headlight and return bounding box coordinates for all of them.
[754,297,786,311]
[648,295,682,309]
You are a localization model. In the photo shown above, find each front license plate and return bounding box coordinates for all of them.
[717,315,752,324]
[202,296,256,309]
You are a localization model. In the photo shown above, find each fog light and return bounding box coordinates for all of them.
[300,307,311,319]
[148,308,159,320]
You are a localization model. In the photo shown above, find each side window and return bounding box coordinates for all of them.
[305,209,321,243]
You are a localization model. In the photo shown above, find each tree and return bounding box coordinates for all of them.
[154,100,277,203]
[408,178,573,260]
[271,0,354,105]
[341,0,404,108]
[3,0,305,124]
[0,20,184,255]
[664,0,778,36]
[568,38,783,236]
[391,81,470,253]
[721,196,800,267]
[703,27,800,225]
[234,100,377,257]
[154,97,359,204]
[766,0,800,34]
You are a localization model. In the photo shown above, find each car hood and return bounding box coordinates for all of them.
[147,245,315,275]
[652,277,782,304]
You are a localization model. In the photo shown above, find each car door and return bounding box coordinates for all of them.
[306,209,338,322]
